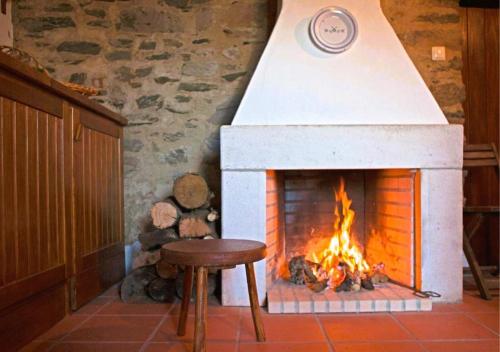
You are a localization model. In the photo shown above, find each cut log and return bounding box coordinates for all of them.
[146,278,176,303]
[133,249,161,269]
[120,265,157,303]
[151,199,181,229]
[206,208,219,222]
[173,173,210,209]
[156,259,178,279]
[175,270,216,300]
[139,228,178,251]
[178,210,217,238]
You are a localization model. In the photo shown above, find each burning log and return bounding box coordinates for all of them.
[307,280,328,293]
[139,228,178,251]
[370,263,389,284]
[361,277,375,290]
[288,255,319,285]
[151,199,181,229]
[335,277,354,292]
[173,173,210,210]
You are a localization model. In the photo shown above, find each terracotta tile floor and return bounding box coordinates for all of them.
[21,287,499,352]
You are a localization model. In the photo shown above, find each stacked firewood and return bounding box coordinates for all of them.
[121,173,218,303]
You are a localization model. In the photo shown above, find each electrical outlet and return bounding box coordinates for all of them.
[432,46,446,61]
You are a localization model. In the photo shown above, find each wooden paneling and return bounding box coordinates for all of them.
[72,113,124,309]
[0,97,68,351]
[75,126,121,256]
[0,97,66,291]
[462,7,499,266]
[0,284,66,352]
[0,55,126,351]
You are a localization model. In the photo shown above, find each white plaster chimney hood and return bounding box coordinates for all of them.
[231,0,448,126]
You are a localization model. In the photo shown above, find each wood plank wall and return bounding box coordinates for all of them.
[462,7,499,266]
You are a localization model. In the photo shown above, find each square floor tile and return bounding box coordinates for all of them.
[74,297,115,315]
[320,314,412,342]
[101,284,121,298]
[98,301,173,315]
[35,315,88,341]
[63,315,162,342]
[423,340,500,352]
[431,303,460,313]
[467,312,500,334]
[333,341,424,352]
[50,342,143,351]
[239,342,331,352]
[239,313,325,342]
[453,294,499,313]
[168,302,241,317]
[153,315,239,342]
[19,341,53,352]
[394,312,498,340]
[145,342,236,352]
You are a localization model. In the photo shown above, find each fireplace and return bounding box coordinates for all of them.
[219,0,464,311]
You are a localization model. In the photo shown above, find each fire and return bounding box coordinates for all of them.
[307,178,370,289]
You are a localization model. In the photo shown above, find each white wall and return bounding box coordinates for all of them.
[0,0,13,47]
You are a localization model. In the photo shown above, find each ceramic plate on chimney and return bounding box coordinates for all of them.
[309,7,358,53]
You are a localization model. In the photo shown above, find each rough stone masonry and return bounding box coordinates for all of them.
[13,0,464,244]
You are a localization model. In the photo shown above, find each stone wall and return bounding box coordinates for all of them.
[0,0,13,46]
[12,0,464,244]
[381,0,465,123]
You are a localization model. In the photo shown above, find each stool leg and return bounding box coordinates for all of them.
[194,266,208,352]
[245,263,266,342]
[177,265,194,336]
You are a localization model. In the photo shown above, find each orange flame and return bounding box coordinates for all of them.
[307,178,369,288]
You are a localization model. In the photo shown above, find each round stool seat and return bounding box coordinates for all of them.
[161,239,266,267]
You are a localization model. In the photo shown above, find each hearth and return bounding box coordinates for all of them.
[219,0,463,311]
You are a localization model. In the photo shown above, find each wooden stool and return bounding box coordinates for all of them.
[161,239,267,352]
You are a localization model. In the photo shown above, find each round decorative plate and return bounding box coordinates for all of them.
[309,7,358,53]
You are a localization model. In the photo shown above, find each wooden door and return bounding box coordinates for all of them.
[0,94,67,349]
[70,107,124,310]
[462,7,499,266]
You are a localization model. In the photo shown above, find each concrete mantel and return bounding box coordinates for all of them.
[221,125,463,171]
[220,124,464,306]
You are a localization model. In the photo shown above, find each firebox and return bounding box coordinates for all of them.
[219,0,464,312]
[265,169,426,313]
